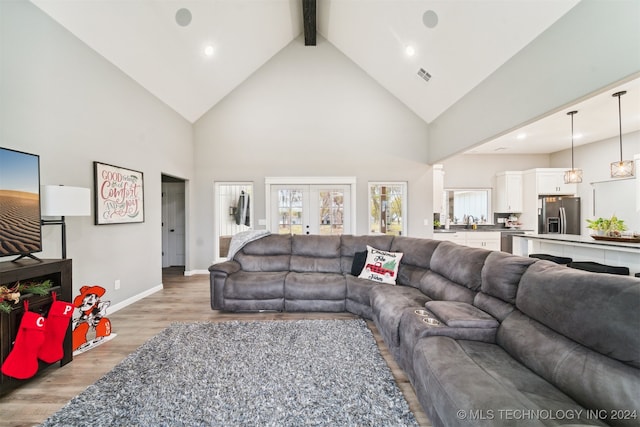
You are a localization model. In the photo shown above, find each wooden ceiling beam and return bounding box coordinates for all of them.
[302,0,316,46]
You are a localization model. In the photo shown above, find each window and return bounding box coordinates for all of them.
[444,189,492,224]
[368,182,407,236]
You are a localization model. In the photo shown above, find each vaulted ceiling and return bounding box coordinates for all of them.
[29,0,639,155]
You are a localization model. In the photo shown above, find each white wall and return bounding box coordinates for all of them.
[550,131,640,233]
[192,36,431,269]
[0,1,194,305]
[440,154,550,189]
[428,0,640,163]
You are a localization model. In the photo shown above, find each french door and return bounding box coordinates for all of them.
[269,183,352,235]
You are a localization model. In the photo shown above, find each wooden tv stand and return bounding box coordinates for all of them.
[0,259,73,396]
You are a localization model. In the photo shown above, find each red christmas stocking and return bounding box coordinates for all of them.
[38,293,74,363]
[1,301,46,379]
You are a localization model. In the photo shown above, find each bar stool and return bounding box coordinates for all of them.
[567,261,629,276]
[529,254,573,265]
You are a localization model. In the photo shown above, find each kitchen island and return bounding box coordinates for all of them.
[513,233,640,276]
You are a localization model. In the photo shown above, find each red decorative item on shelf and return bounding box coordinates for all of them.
[38,292,74,363]
[1,301,46,379]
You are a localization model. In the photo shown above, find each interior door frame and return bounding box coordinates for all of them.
[265,177,357,235]
[161,175,187,269]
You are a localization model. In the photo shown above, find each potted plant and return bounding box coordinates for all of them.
[586,215,627,237]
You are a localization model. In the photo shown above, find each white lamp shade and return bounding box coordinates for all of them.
[41,185,91,216]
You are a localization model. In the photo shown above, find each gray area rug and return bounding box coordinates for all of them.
[40,319,419,426]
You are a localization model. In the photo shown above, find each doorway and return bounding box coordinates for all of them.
[161,175,186,270]
[265,177,356,236]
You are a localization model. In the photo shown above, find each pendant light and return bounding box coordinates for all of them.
[564,110,582,184]
[610,91,635,178]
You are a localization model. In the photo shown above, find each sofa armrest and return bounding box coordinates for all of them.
[425,301,499,329]
[209,260,241,275]
[411,302,500,343]
[209,261,241,310]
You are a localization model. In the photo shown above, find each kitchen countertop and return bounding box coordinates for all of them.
[434,228,532,233]
[514,233,640,250]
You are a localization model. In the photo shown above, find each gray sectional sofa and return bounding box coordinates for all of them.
[209,234,640,427]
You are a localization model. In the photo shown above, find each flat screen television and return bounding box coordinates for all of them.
[0,147,42,259]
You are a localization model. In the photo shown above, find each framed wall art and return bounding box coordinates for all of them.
[94,161,144,225]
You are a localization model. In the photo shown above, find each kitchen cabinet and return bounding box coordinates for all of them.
[464,231,501,250]
[533,169,577,195]
[495,171,522,213]
[433,231,500,251]
[520,168,578,232]
[433,231,464,243]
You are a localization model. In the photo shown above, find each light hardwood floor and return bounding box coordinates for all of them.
[1,269,431,427]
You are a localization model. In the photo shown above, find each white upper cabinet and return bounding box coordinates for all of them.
[495,171,523,213]
[520,168,578,232]
[534,169,577,195]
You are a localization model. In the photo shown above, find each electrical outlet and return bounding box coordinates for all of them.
[114,279,121,290]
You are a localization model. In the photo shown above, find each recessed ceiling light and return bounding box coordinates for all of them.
[423,10,439,29]
[405,46,416,57]
[204,45,214,57]
[516,133,527,140]
[175,8,192,27]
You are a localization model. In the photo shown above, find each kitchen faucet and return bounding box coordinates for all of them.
[466,215,476,229]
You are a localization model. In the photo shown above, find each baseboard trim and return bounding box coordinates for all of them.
[185,269,209,276]
[108,284,163,314]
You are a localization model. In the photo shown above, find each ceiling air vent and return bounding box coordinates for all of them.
[417,68,432,82]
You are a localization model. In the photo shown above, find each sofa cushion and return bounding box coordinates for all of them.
[398,308,499,379]
[417,271,476,304]
[235,253,291,272]
[223,271,287,300]
[472,292,516,322]
[241,234,291,256]
[284,272,346,300]
[396,264,429,289]
[390,236,441,270]
[425,301,499,329]
[471,251,536,321]
[413,336,606,427]
[498,311,640,426]
[516,260,640,369]
[429,241,490,292]
[292,234,341,257]
[290,235,341,273]
[236,234,291,272]
[480,251,535,304]
[340,235,394,274]
[345,275,380,306]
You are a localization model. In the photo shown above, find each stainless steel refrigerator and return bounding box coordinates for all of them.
[538,196,581,235]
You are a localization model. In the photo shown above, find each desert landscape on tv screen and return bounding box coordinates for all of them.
[0,149,41,256]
